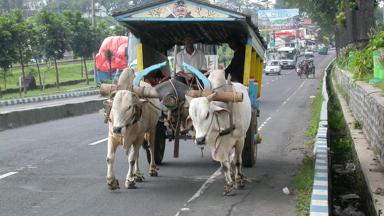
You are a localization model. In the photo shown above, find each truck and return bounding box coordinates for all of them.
[276,47,298,69]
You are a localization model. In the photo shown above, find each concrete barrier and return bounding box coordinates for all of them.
[309,59,333,216]
[0,99,104,131]
[0,90,99,107]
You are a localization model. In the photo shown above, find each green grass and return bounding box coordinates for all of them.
[375,81,384,91]
[0,61,97,99]
[294,156,315,216]
[353,120,363,129]
[0,61,95,90]
[0,82,97,100]
[294,77,324,216]
[306,84,324,145]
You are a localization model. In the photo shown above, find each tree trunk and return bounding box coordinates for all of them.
[3,70,7,89]
[109,61,112,80]
[83,57,89,85]
[35,59,42,90]
[54,58,60,89]
[42,69,46,91]
[81,57,84,78]
[19,48,27,94]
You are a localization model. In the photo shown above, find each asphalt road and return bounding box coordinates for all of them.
[0,51,335,216]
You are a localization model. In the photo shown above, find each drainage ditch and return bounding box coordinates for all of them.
[327,66,375,216]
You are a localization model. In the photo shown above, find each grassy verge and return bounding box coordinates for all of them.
[0,61,97,99]
[1,61,94,90]
[294,156,315,216]
[306,84,324,145]
[0,82,97,100]
[294,78,324,216]
[376,81,384,91]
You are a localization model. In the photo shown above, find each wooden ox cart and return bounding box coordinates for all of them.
[101,0,266,167]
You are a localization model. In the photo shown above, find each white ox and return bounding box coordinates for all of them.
[106,69,161,190]
[187,70,251,195]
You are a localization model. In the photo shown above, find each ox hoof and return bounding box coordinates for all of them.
[134,173,145,182]
[223,184,236,196]
[236,180,246,189]
[149,170,158,177]
[107,178,120,191]
[125,180,136,189]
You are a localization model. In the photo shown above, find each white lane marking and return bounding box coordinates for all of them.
[0,172,18,180]
[186,168,222,203]
[89,138,108,146]
[176,78,307,215]
[174,115,274,216]
[259,80,306,131]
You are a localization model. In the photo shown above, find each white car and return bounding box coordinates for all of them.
[304,51,315,60]
[265,60,282,75]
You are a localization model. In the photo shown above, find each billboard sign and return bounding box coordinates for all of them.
[257,9,300,31]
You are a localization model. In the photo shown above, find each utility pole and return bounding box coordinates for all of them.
[91,0,95,27]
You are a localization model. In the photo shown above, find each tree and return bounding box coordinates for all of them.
[0,14,16,95]
[28,16,45,90]
[62,10,95,85]
[45,0,90,14]
[274,0,291,9]
[96,0,153,14]
[7,10,35,94]
[35,10,69,89]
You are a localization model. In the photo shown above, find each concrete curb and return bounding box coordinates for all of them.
[309,59,334,216]
[0,89,99,107]
[0,98,104,131]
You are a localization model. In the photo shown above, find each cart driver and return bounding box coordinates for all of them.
[225,35,245,83]
[175,36,208,84]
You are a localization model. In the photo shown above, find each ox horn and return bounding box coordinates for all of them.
[206,92,217,102]
[226,74,232,84]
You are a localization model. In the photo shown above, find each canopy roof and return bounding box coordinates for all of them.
[113,0,267,58]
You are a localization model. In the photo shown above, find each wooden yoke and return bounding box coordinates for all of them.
[100,83,160,98]
[101,84,243,103]
[186,90,243,102]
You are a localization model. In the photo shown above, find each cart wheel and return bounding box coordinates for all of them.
[242,126,258,168]
[146,121,166,165]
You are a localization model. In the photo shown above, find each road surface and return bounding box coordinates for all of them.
[0,52,335,216]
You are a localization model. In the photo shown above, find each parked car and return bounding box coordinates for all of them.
[265,60,282,75]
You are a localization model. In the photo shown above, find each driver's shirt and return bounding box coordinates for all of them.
[176,49,207,74]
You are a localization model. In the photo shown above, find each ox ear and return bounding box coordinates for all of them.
[185,115,193,130]
[212,104,229,115]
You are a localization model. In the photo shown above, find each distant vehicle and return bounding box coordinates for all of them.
[276,47,297,69]
[318,46,328,55]
[265,60,282,75]
[297,59,315,78]
[304,51,315,60]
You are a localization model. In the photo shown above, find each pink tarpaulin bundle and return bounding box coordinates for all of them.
[95,36,128,72]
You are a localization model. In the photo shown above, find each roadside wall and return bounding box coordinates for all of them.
[0,99,104,131]
[333,67,384,165]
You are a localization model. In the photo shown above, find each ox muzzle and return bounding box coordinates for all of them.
[195,136,206,146]
[113,126,123,134]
